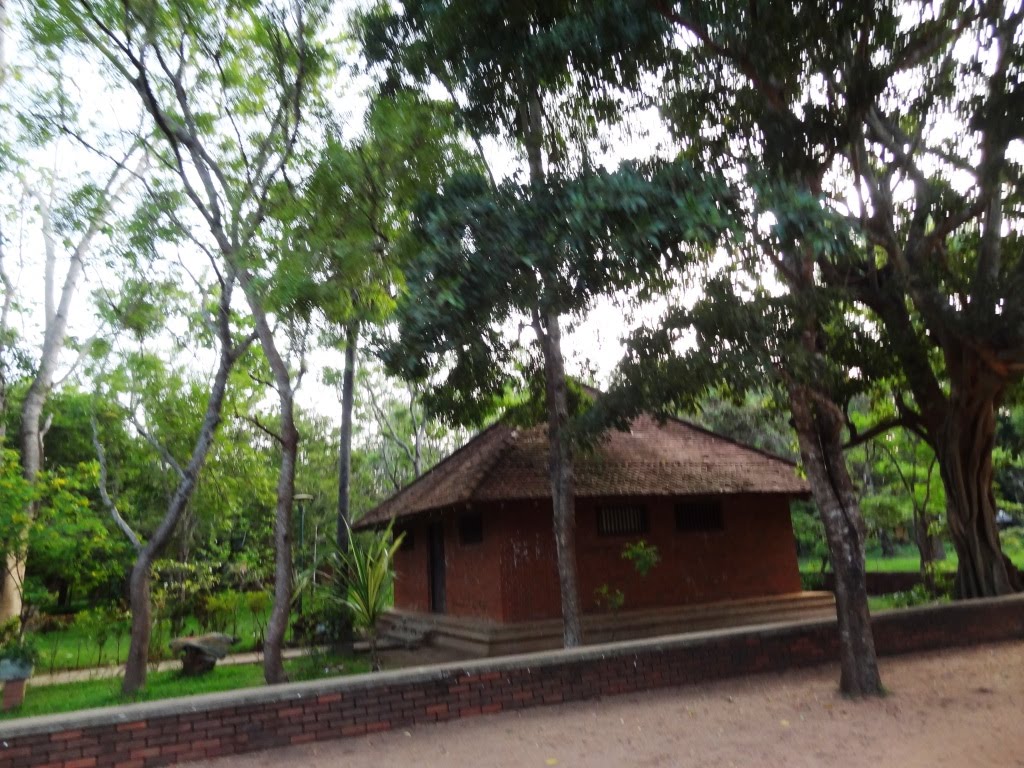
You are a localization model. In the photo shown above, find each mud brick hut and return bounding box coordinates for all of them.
[355,412,832,656]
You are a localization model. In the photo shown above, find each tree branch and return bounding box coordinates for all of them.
[130,412,185,480]
[90,415,142,551]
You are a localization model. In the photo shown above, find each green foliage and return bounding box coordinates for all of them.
[200,591,246,637]
[500,368,596,430]
[0,449,37,535]
[348,362,460,508]
[275,91,471,335]
[358,0,670,146]
[72,606,128,667]
[0,618,38,667]
[692,390,798,462]
[593,583,624,613]
[153,560,218,637]
[879,584,952,611]
[594,539,659,612]
[621,540,660,577]
[999,529,1024,570]
[791,502,828,565]
[0,618,20,648]
[244,591,272,650]
[382,160,732,427]
[336,523,405,635]
[361,0,730,430]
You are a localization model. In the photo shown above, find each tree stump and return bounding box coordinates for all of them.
[169,633,237,676]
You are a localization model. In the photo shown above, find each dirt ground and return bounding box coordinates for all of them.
[188,641,1024,768]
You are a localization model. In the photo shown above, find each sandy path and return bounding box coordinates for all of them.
[187,641,1024,768]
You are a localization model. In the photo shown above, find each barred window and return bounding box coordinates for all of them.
[458,512,483,545]
[675,500,724,532]
[597,504,648,536]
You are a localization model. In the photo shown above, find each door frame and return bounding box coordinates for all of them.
[427,520,446,614]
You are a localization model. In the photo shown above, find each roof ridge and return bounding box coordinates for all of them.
[581,387,799,469]
[646,412,800,469]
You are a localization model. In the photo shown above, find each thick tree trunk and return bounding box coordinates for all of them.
[0,554,24,626]
[937,371,1020,598]
[788,382,883,697]
[336,322,357,553]
[536,311,583,648]
[122,556,153,695]
[862,294,1016,598]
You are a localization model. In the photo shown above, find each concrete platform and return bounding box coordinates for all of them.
[378,591,836,657]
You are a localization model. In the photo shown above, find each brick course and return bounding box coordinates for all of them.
[3,594,1024,768]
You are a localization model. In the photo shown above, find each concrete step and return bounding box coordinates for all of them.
[382,591,837,657]
[377,618,432,649]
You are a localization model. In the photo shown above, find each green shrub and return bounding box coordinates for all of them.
[0,617,38,667]
[0,637,38,667]
[594,583,625,613]
[154,560,218,637]
[201,591,245,636]
[800,571,827,591]
[244,591,272,650]
[621,540,660,576]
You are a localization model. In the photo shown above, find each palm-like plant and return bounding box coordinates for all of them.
[334,521,405,670]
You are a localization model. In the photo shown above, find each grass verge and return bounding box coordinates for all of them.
[1,652,371,720]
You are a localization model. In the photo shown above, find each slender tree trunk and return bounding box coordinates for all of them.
[878,529,896,557]
[536,311,583,648]
[520,89,582,648]
[264,412,298,683]
[789,382,883,697]
[938,367,1020,598]
[236,272,299,685]
[2,385,49,622]
[121,280,244,695]
[912,511,937,592]
[337,322,357,553]
[0,154,132,623]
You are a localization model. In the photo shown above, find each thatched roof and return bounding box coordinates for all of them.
[355,412,808,529]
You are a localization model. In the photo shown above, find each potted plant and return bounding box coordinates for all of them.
[0,618,36,711]
[0,639,37,682]
[0,616,33,679]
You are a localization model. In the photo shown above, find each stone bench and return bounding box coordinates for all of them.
[169,632,237,676]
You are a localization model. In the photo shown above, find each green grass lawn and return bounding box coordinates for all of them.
[31,606,274,675]
[799,532,1024,575]
[1,652,371,720]
[800,543,959,574]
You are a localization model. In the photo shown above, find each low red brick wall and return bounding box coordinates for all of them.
[4,594,1024,768]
